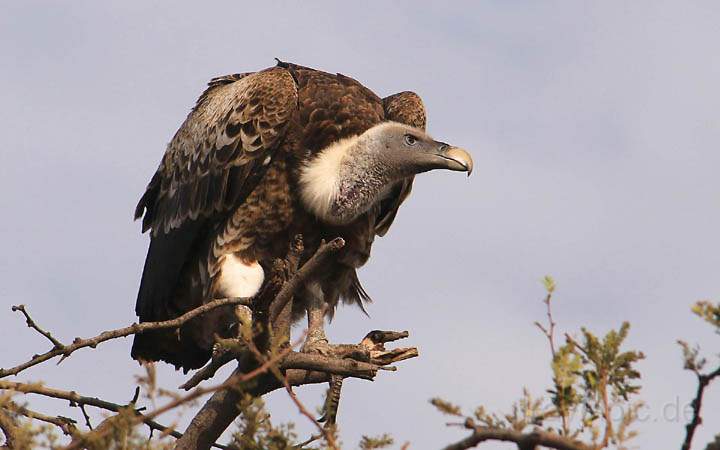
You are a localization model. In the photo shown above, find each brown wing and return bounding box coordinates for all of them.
[375,91,426,236]
[133,68,297,325]
[136,68,298,235]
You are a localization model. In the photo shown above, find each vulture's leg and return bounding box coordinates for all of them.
[300,284,343,426]
[318,374,343,427]
[300,285,332,355]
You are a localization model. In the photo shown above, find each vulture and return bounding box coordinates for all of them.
[131,61,473,372]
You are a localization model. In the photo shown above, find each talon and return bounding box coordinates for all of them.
[301,337,333,355]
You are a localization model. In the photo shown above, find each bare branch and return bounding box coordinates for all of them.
[442,426,593,450]
[563,334,589,358]
[535,291,556,357]
[1,381,133,413]
[281,352,380,380]
[6,401,77,436]
[0,381,228,449]
[534,288,572,436]
[0,297,251,378]
[175,330,418,450]
[11,304,64,349]
[269,237,345,323]
[0,408,19,449]
[178,349,241,391]
[681,364,720,450]
[146,345,295,424]
[77,404,92,430]
[282,373,338,450]
[55,344,295,450]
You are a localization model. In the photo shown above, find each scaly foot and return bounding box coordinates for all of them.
[301,328,334,355]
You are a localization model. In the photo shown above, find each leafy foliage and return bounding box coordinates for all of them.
[433,277,645,449]
[4,282,720,450]
[229,395,296,450]
[691,301,720,332]
[549,341,583,426]
[430,398,464,417]
[358,433,394,450]
[679,300,720,374]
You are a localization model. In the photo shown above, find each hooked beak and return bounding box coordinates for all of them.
[435,144,474,176]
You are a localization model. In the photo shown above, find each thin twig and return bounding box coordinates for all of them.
[533,291,557,357]
[534,291,572,435]
[1,381,133,413]
[11,305,64,349]
[7,401,77,436]
[1,297,251,378]
[241,330,339,450]
[282,373,338,450]
[77,404,92,430]
[563,334,589,358]
[179,349,240,391]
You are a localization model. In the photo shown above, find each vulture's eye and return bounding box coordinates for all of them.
[404,134,418,146]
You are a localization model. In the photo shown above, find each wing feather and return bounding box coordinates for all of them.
[136,68,298,235]
[133,67,297,325]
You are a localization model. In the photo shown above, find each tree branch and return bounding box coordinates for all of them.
[5,401,78,436]
[4,234,418,450]
[0,408,18,450]
[268,237,345,324]
[534,290,557,357]
[178,349,241,391]
[0,297,251,378]
[11,305,64,349]
[147,345,295,425]
[681,364,720,450]
[175,330,418,450]
[442,426,593,450]
[281,352,383,380]
[282,373,338,450]
[0,381,229,449]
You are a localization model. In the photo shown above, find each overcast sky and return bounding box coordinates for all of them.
[2,1,719,449]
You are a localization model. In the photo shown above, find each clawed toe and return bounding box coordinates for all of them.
[301,337,333,356]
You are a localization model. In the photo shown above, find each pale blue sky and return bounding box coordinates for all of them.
[2,1,719,448]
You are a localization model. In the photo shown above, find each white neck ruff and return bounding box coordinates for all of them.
[298,135,357,221]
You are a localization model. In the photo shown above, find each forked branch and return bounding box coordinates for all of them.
[1,297,251,379]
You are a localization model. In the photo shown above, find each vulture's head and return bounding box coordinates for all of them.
[358,122,473,176]
[300,121,473,225]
